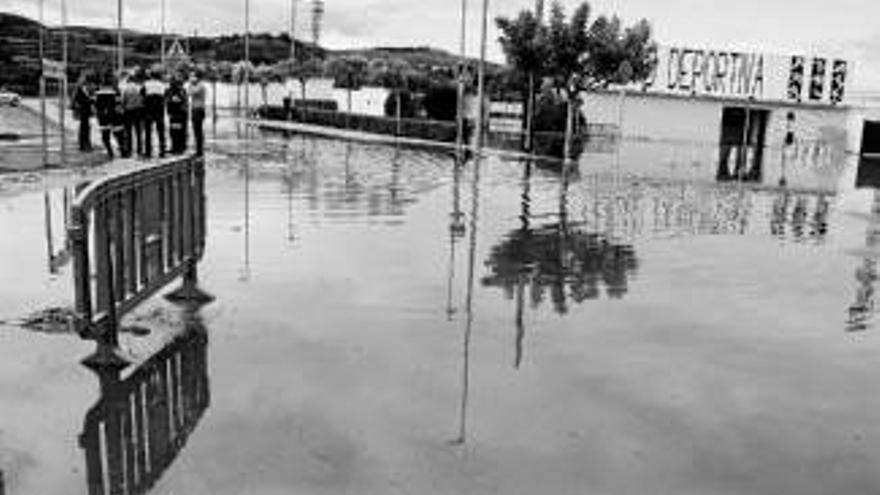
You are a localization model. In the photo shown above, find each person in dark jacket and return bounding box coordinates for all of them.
[72,73,94,151]
[94,73,124,159]
[166,75,188,155]
[143,69,167,158]
[120,67,146,158]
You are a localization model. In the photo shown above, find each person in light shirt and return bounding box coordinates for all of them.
[188,71,208,156]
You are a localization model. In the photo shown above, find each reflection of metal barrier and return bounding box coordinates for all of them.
[68,156,213,369]
[80,319,210,495]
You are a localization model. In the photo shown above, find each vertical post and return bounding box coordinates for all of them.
[290,0,298,61]
[39,0,48,168]
[161,0,166,65]
[455,0,468,155]
[117,0,124,73]
[61,0,69,168]
[244,0,251,127]
[475,0,489,151]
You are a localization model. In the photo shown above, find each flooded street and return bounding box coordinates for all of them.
[3,131,880,495]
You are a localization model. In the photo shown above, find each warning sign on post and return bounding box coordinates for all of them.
[42,59,66,79]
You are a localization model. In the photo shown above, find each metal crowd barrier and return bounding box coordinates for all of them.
[80,319,210,495]
[68,155,213,369]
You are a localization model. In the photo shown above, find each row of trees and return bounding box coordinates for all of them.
[496,0,656,162]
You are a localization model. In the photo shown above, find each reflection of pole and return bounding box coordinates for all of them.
[455,0,468,155]
[446,157,465,319]
[44,191,54,273]
[453,153,481,445]
[515,160,532,368]
[39,0,48,168]
[474,0,489,151]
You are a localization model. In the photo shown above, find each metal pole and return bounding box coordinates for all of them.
[290,0,298,60]
[455,0,467,155]
[244,0,250,129]
[161,0,166,65]
[475,0,489,151]
[61,0,69,167]
[39,0,48,167]
[117,0,124,73]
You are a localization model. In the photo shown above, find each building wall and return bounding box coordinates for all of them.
[579,90,852,190]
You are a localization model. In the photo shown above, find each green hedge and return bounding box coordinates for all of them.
[258,105,469,143]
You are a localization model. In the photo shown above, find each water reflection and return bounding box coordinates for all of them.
[43,186,76,275]
[483,165,640,317]
[80,311,210,495]
[847,190,880,332]
[770,191,830,241]
[452,151,481,446]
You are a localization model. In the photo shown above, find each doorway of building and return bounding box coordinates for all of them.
[717,106,769,182]
[856,120,880,188]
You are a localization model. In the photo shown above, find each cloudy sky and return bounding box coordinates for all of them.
[3,0,880,90]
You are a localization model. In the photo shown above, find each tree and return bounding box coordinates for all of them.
[254,64,275,107]
[496,5,549,152]
[325,56,369,126]
[544,1,655,164]
[275,56,324,103]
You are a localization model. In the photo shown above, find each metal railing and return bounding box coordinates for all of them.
[80,320,210,495]
[68,155,212,369]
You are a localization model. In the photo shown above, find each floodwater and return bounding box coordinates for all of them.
[3,127,880,495]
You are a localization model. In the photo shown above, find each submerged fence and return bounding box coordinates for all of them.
[80,322,210,495]
[68,155,212,367]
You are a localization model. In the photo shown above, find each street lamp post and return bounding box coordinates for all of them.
[475,0,489,151]
[39,0,48,167]
[244,0,250,130]
[455,0,467,156]
[161,0,166,65]
[61,0,68,167]
[117,0,124,72]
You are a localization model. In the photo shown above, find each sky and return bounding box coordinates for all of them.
[3,0,880,91]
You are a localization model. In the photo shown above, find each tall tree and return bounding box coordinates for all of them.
[544,1,655,164]
[325,55,369,125]
[495,7,548,152]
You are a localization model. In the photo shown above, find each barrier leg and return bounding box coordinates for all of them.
[165,258,215,305]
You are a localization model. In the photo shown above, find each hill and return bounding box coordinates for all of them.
[0,11,503,95]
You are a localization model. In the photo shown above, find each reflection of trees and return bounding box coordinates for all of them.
[80,314,210,495]
[482,223,639,312]
[847,191,880,332]
[483,164,639,317]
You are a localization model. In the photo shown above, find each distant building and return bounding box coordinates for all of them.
[578,45,857,189]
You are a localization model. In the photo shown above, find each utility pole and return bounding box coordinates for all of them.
[475,0,489,151]
[39,0,48,167]
[455,0,467,155]
[160,0,166,65]
[244,0,250,127]
[117,0,124,73]
[290,0,298,60]
[61,0,68,167]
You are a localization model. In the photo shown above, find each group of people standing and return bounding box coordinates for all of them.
[72,68,208,160]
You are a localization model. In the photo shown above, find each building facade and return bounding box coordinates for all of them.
[577,45,857,191]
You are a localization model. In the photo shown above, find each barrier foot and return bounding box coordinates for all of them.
[165,284,215,306]
[81,345,131,373]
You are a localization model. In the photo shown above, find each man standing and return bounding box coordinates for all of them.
[94,73,124,159]
[188,71,208,156]
[165,76,188,154]
[120,68,146,158]
[143,69,167,158]
[72,73,94,152]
